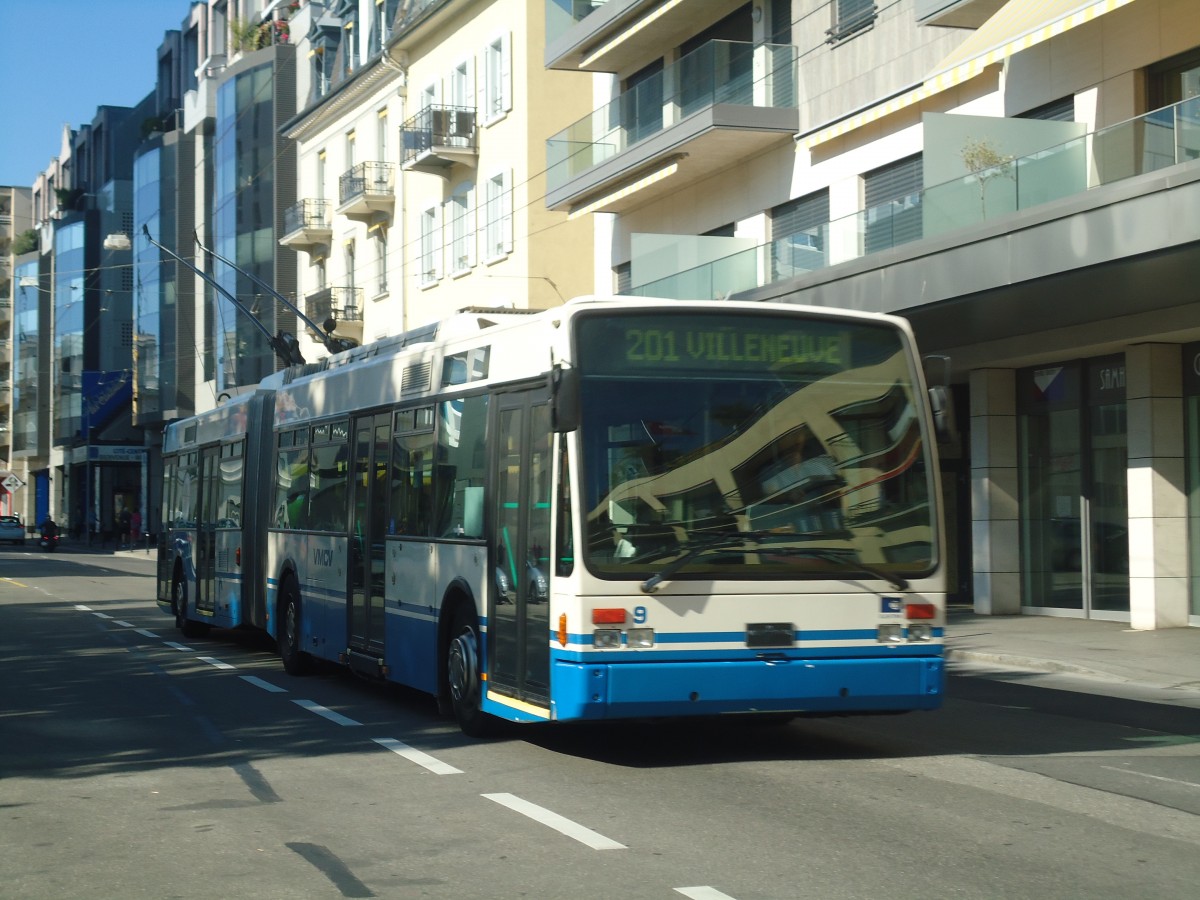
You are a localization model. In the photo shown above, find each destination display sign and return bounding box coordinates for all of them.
[575,313,878,376]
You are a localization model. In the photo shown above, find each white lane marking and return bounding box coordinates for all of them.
[114,620,135,627]
[92,612,113,620]
[372,738,463,775]
[163,641,194,652]
[241,675,288,693]
[198,656,236,671]
[675,889,739,900]
[1100,765,1200,789]
[293,699,362,727]
[135,629,160,638]
[482,793,625,850]
[74,605,92,611]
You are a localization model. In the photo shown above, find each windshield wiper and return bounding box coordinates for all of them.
[767,546,909,592]
[639,534,908,594]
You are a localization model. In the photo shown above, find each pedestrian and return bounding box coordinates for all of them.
[131,509,142,548]
[119,508,131,549]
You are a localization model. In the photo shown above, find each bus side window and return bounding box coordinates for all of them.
[391,425,435,537]
[436,395,488,538]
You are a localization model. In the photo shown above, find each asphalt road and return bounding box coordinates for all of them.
[1,548,1198,899]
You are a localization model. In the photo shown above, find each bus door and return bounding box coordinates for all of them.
[195,445,219,616]
[488,388,553,704]
[348,412,390,659]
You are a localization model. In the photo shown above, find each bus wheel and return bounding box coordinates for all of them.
[278,579,310,676]
[447,607,492,737]
[173,574,208,639]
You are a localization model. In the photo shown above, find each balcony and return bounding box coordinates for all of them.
[401,106,478,177]
[336,162,395,219]
[544,0,747,72]
[545,41,797,215]
[305,286,364,344]
[280,199,333,250]
[629,97,1200,300]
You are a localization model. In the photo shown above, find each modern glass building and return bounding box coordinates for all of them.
[213,47,298,393]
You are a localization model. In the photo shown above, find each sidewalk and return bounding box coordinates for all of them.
[945,607,1200,695]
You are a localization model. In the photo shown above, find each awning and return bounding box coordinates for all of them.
[925,0,1140,90]
[801,0,1140,148]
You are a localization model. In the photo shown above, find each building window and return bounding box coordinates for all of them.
[614,262,631,295]
[483,171,512,261]
[771,189,830,278]
[448,181,475,275]
[373,227,388,296]
[863,154,922,254]
[483,33,511,123]
[420,206,440,285]
[1019,96,1076,121]
[377,109,388,161]
[828,0,876,43]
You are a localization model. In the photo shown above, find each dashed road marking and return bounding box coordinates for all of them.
[293,699,362,727]
[372,737,462,775]
[198,656,237,670]
[241,675,288,693]
[482,793,625,850]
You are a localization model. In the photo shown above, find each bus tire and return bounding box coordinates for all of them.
[173,572,209,638]
[278,577,310,677]
[447,605,492,738]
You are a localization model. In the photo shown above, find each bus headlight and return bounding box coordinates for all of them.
[593,629,621,649]
[907,623,933,642]
[626,627,654,648]
[877,624,904,644]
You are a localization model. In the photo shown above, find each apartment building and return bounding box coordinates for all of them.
[546,0,1200,629]
[281,0,596,346]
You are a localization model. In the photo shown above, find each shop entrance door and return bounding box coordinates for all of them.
[1018,357,1129,618]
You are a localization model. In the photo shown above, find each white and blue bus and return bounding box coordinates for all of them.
[159,297,949,734]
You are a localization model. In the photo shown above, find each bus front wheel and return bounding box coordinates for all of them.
[447,606,492,737]
[278,579,310,676]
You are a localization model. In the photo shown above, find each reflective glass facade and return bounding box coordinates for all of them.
[133,145,176,422]
[12,259,39,454]
[215,61,278,391]
[54,220,87,442]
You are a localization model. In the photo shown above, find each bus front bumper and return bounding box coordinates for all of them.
[549,655,944,721]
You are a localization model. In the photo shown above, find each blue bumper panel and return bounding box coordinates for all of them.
[552,656,944,721]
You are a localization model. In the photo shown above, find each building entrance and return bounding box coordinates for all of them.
[1018,356,1129,619]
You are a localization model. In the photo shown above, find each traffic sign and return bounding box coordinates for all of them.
[2,475,25,492]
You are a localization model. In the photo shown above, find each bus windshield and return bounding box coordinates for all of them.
[575,311,936,583]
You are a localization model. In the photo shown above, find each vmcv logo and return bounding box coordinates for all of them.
[312,547,334,567]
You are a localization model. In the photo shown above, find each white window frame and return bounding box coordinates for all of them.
[373,226,388,296]
[448,180,475,276]
[419,205,440,286]
[482,169,512,263]
[376,108,388,162]
[482,33,512,125]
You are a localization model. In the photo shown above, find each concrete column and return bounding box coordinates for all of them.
[969,368,1020,615]
[1126,344,1189,630]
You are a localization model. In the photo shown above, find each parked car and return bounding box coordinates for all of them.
[0,515,27,545]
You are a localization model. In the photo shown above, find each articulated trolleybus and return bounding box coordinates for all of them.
[158,297,948,735]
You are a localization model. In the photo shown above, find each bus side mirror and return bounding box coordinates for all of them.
[550,365,580,433]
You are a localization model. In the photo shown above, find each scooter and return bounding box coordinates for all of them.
[39,531,59,552]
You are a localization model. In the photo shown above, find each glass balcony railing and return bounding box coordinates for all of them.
[547,40,797,193]
[632,96,1200,299]
[545,0,611,46]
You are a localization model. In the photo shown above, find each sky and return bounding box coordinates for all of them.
[0,0,192,188]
